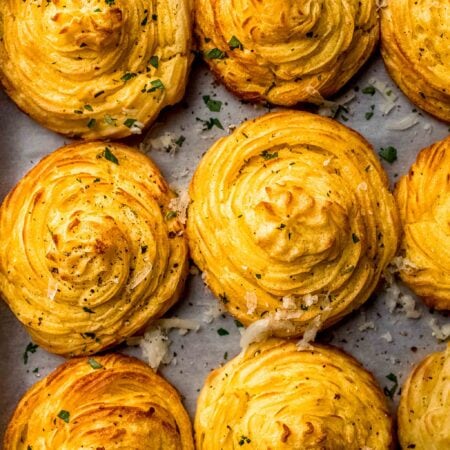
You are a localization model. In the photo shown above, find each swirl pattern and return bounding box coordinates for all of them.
[0,142,188,356]
[187,111,399,335]
[381,0,450,122]
[395,136,450,310]
[195,339,394,449]
[0,0,193,138]
[195,0,378,105]
[398,344,450,450]
[4,354,194,449]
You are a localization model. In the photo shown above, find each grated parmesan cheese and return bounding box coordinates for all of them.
[429,318,450,341]
[381,331,393,343]
[239,318,296,349]
[136,317,200,370]
[168,190,190,225]
[296,315,322,351]
[386,114,419,130]
[245,292,258,315]
[201,301,226,324]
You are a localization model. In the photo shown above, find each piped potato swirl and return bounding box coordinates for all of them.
[395,136,450,310]
[4,354,194,450]
[381,0,450,122]
[195,339,394,449]
[187,111,399,335]
[0,142,188,356]
[398,344,450,450]
[195,0,379,105]
[0,0,193,138]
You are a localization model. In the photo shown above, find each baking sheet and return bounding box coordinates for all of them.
[0,53,449,438]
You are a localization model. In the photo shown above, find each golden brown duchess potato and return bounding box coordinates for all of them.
[398,344,450,450]
[4,354,194,450]
[0,142,188,356]
[0,0,193,138]
[195,339,394,449]
[187,111,399,337]
[195,0,379,105]
[395,136,450,310]
[381,0,450,122]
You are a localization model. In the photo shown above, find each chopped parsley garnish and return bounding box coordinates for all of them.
[260,150,278,160]
[23,342,38,364]
[166,210,177,220]
[384,373,398,399]
[352,233,360,243]
[196,117,224,130]
[87,118,96,129]
[152,14,158,20]
[103,147,119,164]
[379,146,397,163]
[121,72,137,82]
[228,35,243,50]
[84,104,93,111]
[88,358,103,369]
[83,306,95,313]
[255,273,262,279]
[104,114,117,126]
[203,95,222,112]
[74,109,83,114]
[57,410,70,423]
[94,90,105,98]
[277,223,286,230]
[217,328,229,336]
[234,320,243,328]
[224,352,228,360]
[205,48,226,59]
[365,111,374,120]
[141,15,148,26]
[148,79,164,92]
[149,55,159,69]
[362,85,376,95]
[124,118,137,128]
[141,245,148,254]
[175,135,186,147]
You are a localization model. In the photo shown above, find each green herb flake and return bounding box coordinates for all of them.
[362,85,376,95]
[234,320,244,328]
[196,117,224,130]
[124,118,137,128]
[175,135,186,147]
[121,72,137,82]
[141,245,148,254]
[365,111,374,120]
[105,0,115,5]
[23,342,38,364]
[148,79,164,92]
[57,410,70,423]
[152,14,158,20]
[83,306,95,313]
[255,273,262,279]
[260,150,278,160]
[88,358,103,369]
[203,95,222,112]
[228,35,243,50]
[205,48,226,59]
[166,210,177,220]
[217,328,229,336]
[84,104,93,111]
[384,373,398,399]
[104,114,117,126]
[103,147,119,164]
[87,118,96,129]
[149,55,159,69]
[379,146,397,164]
[224,352,228,360]
[352,233,360,243]
[74,109,83,114]
[141,15,148,26]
